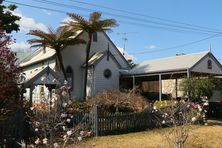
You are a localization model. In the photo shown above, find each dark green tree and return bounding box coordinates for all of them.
[0,0,20,33]
[180,77,217,101]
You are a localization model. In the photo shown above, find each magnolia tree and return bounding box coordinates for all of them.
[152,101,206,148]
[21,81,92,147]
[0,31,20,118]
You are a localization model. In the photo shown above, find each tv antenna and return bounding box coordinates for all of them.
[117,32,137,55]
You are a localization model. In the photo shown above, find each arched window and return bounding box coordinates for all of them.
[66,66,73,89]
[207,59,212,69]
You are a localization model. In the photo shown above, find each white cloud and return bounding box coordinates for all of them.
[42,10,52,16]
[12,10,47,33]
[117,47,135,61]
[146,44,158,49]
[9,41,31,51]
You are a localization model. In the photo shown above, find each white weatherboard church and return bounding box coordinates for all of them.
[19,31,129,102]
[19,30,222,104]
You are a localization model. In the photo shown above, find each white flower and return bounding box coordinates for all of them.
[67,130,72,136]
[30,107,34,111]
[80,130,84,136]
[62,102,67,108]
[77,136,82,141]
[63,135,67,140]
[64,80,68,85]
[62,91,68,97]
[34,138,40,145]
[43,138,47,144]
[70,115,74,119]
[52,79,57,83]
[41,76,46,82]
[153,106,157,110]
[197,105,202,112]
[203,102,209,106]
[61,113,67,118]
[66,118,71,123]
[62,126,66,131]
[34,128,38,132]
[68,100,72,105]
[162,120,166,124]
[53,143,59,148]
[192,117,196,122]
[51,104,55,108]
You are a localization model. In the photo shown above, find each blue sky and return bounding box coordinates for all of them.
[5,0,222,63]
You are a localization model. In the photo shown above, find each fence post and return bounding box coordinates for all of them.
[93,105,99,137]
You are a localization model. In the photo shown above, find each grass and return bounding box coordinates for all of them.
[75,125,222,148]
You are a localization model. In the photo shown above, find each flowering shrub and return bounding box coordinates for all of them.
[23,81,92,147]
[88,89,149,113]
[151,100,206,148]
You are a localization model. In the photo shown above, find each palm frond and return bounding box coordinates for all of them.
[89,12,102,22]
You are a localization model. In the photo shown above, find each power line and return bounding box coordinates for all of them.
[5,0,222,55]
[29,0,222,34]
[4,0,67,14]
[129,33,222,55]
[69,0,222,33]
[5,0,221,35]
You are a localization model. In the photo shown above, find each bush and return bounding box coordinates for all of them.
[154,100,174,109]
[88,90,149,113]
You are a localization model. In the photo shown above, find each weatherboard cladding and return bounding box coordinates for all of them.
[128,51,216,75]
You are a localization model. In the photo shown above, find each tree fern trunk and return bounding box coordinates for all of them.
[56,49,67,80]
[83,34,92,100]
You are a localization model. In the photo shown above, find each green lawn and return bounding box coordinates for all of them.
[75,125,222,148]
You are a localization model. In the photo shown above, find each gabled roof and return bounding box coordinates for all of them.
[16,51,33,64]
[82,51,121,68]
[19,31,83,68]
[88,52,106,66]
[19,47,55,67]
[22,66,61,88]
[128,51,215,75]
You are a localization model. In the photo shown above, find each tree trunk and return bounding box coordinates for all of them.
[56,49,67,80]
[83,34,92,100]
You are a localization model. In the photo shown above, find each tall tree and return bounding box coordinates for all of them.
[28,27,85,80]
[0,31,21,117]
[0,0,20,33]
[63,11,117,99]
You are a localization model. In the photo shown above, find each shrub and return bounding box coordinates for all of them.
[87,89,149,113]
[0,31,20,119]
[154,100,174,109]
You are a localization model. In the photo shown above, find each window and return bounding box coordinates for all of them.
[66,66,73,89]
[93,32,97,42]
[207,59,212,69]
[103,69,112,79]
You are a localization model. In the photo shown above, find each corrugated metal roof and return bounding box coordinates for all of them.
[19,47,56,67]
[16,51,33,63]
[19,31,82,67]
[83,52,105,67]
[129,51,210,75]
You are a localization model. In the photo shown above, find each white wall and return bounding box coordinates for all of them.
[94,57,120,95]
[192,55,222,75]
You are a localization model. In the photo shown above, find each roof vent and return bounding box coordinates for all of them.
[176,53,185,56]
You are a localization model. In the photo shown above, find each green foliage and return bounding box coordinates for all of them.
[0,0,20,33]
[28,27,85,80]
[180,77,218,101]
[154,100,174,109]
[70,101,90,112]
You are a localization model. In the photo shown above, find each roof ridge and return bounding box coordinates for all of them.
[140,50,210,63]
